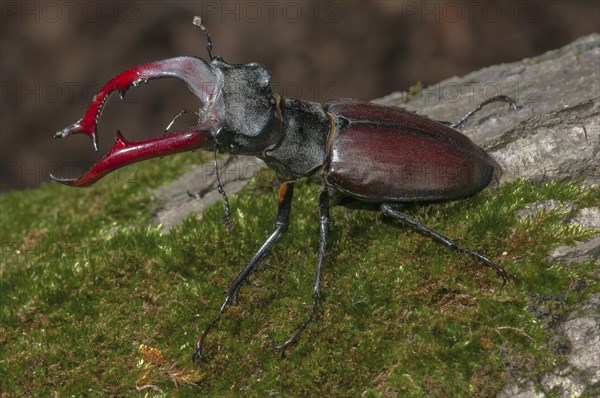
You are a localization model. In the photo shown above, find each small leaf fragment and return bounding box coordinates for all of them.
[139,343,166,365]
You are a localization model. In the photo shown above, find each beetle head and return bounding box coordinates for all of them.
[51,28,280,187]
[210,57,280,156]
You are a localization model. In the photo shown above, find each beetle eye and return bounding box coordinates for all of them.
[229,143,241,154]
[257,67,271,88]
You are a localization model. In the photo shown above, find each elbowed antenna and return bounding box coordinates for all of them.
[50,124,214,187]
[193,16,214,61]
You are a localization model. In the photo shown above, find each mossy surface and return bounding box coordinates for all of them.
[1,153,598,397]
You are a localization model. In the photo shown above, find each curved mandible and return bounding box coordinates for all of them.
[54,56,219,151]
[50,122,215,187]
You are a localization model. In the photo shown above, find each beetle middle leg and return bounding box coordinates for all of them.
[271,189,331,352]
[193,182,295,364]
[381,204,509,283]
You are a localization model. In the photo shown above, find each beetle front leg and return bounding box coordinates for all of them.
[187,155,238,200]
[272,189,330,352]
[193,182,295,364]
[381,204,510,283]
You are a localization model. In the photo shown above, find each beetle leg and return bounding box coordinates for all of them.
[193,182,295,364]
[187,155,238,199]
[449,95,517,129]
[271,189,330,352]
[212,144,233,231]
[381,204,510,283]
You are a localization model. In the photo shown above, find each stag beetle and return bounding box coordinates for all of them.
[51,17,516,365]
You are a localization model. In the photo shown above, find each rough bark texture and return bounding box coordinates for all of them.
[151,34,599,397]
[376,34,599,187]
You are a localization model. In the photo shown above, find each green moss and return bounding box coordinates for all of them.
[407,82,423,99]
[1,155,598,397]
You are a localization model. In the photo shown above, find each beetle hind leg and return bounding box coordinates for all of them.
[381,204,510,283]
[271,189,331,352]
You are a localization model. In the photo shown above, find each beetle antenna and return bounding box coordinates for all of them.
[213,143,233,231]
[163,109,196,135]
[193,16,214,61]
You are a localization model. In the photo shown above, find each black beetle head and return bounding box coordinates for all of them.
[210,57,280,155]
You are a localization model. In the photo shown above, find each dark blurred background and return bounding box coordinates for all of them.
[1,0,598,192]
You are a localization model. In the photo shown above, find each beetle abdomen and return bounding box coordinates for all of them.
[325,100,497,202]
